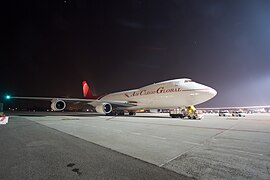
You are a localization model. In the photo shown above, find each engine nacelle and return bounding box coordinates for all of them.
[95,103,112,114]
[51,99,66,111]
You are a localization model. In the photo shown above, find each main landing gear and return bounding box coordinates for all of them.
[129,112,136,116]
[106,111,136,116]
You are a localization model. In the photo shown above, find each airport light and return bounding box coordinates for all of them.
[5,95,11,100]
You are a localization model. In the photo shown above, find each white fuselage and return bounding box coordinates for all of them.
[100,78,217,110]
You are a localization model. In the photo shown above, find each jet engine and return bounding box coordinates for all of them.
[51,99,66,111]
[95,103,112,114]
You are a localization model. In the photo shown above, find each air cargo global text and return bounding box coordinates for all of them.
[125,87,182,98]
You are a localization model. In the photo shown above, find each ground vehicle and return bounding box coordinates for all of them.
[219,110,231,117]
[170,106,203,120]
[232,111,245,117]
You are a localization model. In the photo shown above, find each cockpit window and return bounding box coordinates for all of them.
[184,79,193,83]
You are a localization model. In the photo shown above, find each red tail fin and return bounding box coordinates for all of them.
[82,81,99,99]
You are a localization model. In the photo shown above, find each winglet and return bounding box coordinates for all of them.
[82,81,99,99]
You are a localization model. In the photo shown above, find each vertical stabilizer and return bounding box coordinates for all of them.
[82,81,99,99]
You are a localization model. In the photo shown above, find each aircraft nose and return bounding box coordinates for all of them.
[187,85,217,105]
[208,87,217,98]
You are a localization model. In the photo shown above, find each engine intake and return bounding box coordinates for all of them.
[95,103,112,114]
[51,99,66,111]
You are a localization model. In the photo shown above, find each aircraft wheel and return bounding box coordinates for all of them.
[118,112,124,116]
[129,112,136,116]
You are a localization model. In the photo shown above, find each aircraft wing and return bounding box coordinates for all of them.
[9,96,137,107]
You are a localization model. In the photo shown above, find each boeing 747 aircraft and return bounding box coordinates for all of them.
[7,78,217,115]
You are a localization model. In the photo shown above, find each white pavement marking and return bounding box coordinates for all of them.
[159,147,197,167]
[146,134,167,140]
[159,141,206,167]
[131,132,142,135]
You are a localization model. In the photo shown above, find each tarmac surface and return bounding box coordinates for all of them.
[2,112,270,179]
[0,114,190,180]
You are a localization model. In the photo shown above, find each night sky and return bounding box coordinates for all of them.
[2,0,270,107]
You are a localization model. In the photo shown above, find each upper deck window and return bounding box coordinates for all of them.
[184,79,193,83]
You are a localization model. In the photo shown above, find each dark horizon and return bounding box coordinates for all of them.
[2,0,270,107]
